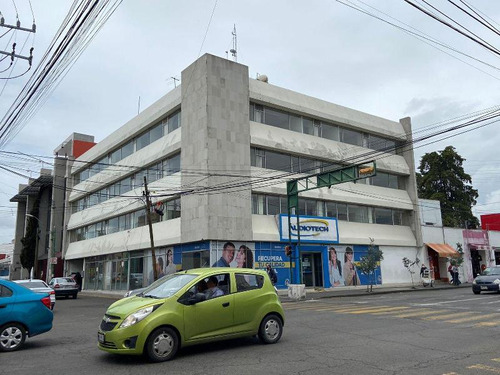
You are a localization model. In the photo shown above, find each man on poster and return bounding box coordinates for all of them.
[212,242,235,267]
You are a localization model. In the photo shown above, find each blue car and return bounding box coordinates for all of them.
[0,279,53,352]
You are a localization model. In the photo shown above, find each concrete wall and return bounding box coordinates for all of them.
[180,54,252,242]
[10,199,26,280]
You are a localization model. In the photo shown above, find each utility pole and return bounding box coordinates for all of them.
[144,176,158,282]
[0,14,36,67]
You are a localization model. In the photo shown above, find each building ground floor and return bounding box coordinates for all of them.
[64,239,425,292]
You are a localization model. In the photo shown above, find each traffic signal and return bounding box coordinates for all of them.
[285,245,292,257]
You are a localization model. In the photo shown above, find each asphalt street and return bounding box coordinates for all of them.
[2,287,500,375]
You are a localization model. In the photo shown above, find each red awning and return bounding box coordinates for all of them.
[426,243,458,258]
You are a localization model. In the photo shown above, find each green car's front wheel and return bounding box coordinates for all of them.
[145,327,179,362]
[258,314,283,344]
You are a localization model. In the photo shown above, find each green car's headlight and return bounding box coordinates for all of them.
[120,305,160,328]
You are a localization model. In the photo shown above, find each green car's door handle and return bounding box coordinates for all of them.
[0,305,6,308]
[222,302,230,308]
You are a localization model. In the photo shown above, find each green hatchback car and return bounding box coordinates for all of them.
[97,268,285,362]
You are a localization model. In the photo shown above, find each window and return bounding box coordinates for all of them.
[302,117,314,135]
[79,168,89,182]
[120,176,133,195]
[150,123,163,144]
[167,110,181,133]
[299,157,319,174]
[164,153,180,175]
[119,214,130,231]
[235,273,264,292]
[341,128,363,146]
[267,195,281,216]
[96,222,106,237]
[121,141,134,159]
[393,210,403,225]
[371,172,400,190]
[325,201,337,218]
[109,148,121,164]
[280,197,288,214]
[265,108,289,129]
[0,285,13,297]
[107,217,119,234]
[337,204,348,221]
[265,150,291,172]
[136,131,150,151]
[305,199,318,216]
[321,123,340,141]
[250,148,265,168]
[348,205,369,223]
[252,194,266,215]
[182,250,210,270]
[289,114,302,132]
[374,208,393,225]
[166,198,181,219]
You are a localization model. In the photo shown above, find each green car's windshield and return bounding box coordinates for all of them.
[482,267,500,276]
[140,273,198,299]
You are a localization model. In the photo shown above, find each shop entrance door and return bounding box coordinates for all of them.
[301,252,323,287]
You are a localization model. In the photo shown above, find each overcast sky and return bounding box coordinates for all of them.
[0,0,499,243]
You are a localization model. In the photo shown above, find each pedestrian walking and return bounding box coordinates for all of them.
[266,264,278,285]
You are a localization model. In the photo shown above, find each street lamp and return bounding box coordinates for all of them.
[25,213,40,280]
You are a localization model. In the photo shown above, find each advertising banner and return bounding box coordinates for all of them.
[212,241,256,269]
[279,214,339,244]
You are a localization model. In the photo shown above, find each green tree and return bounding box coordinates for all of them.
[449,243,464,268]
[417,146,479,228]
[358,238,383,292]
[20,199,40,275]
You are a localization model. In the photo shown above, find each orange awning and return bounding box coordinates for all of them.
[426,243,458,258]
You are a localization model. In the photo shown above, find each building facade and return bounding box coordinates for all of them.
[62,54,424,291]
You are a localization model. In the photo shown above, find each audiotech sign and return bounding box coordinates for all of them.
[279,214,339,244]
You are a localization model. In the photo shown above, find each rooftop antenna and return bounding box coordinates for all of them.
[230,24,237,62]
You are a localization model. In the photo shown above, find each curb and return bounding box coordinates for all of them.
[279,283,470,302]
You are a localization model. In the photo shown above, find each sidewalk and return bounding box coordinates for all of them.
[81,281,470,302]
[278,281,470,302]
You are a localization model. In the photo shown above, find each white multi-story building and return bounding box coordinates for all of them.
[63,54,423,291]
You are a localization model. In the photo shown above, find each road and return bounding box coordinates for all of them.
[3,287,500,375]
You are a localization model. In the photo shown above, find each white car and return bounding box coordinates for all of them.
[13,279,56,310]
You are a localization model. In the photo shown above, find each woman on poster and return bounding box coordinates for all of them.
[329,247,345,287]
[343,247,361,286]
[235,245,254,269]
[164,248,177,275]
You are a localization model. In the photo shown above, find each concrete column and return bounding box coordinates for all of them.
[10,198,26,280]
[180,54,252,242]
[399,117,424,251]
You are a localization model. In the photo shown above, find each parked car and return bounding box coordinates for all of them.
[13,279,56,310]
[0,279,53,352]
[98,268,284,362]
[48,277,79,299]
[472,266,500,294]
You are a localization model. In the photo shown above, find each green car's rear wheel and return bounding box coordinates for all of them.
[145,327,179,362]
[258,314,283,344]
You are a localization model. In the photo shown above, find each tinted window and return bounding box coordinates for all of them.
[265,107,289,129]
[374,208,393,225]
[0,285,13,297]
[121,141,134,159]
[19,281,48,289]
[265,151,291,172]
[342,128,363,146]
[150,123,163,143]
[321,123,339,141]
[167,111,181,133]
[136,132,150,151]
[236,274,264,292]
